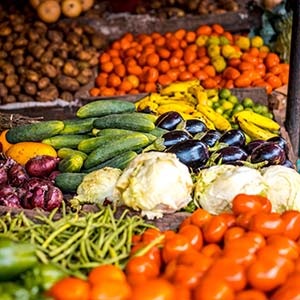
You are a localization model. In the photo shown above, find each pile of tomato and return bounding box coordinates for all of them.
[49,193,300,300]
[90,24,289,97]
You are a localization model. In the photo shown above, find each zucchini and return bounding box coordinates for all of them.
[76,100,135,118]
[93,113,155,132]
[55,173,85,193]
[42,134,89,149]
[60,118,97,135]
[149,127,169,137]
[58,154,84,173]
[57,148,88,161]
[84,133,149,169]
[82,151,137,173]
[78,135,124,153]
[131,112,158,122]
[6,120,64,143]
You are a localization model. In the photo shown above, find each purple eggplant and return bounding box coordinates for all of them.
[155,111,184,130]
[250,142,286,166]
[267,136,289,155]
[219,129,246,147]
[166,139,209,170]
[199,130,221,147]
[245,140,265,154]
[162,130,190,148]
[215,146,248,165]
[281,159,295,169]
[184,119,207,136]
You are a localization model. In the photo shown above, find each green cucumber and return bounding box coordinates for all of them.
[6,120,64,143]
[60,118,97,135]
[55,173,85,193]
[84,133,149,169]
[91,128,101,136]
[58,154,84,173]
[76,100,135,118]
[82,151,138,173]
[57,148,88,161]
[149,127,169,137]
[93,113,155,132]
[131,112,157,122]
[42,135,89,149]
[78,135,124,153]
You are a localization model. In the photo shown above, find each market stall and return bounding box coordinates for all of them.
[1,0,300,299]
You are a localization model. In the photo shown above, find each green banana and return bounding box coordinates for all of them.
[233,111,280,131]
[238,117,278,140]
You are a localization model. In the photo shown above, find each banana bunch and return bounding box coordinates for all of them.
[233,111,280,140]
[135,80,229,130]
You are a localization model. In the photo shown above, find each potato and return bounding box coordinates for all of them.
[40,50,54,64]
[3,42,13,52]
[0,72,5,81]
[63,60,80,77]
[37,84,59,101]
[14,24,25,33]
[0,83,8,97]
[77,50,92,61]
[2,63,15,75]
[52,57,64,68]
[5,74,18,88]
[12,55,25,67]
[17,66,27,75]
[47,30,63,43]
[14,38,28,47]
[57,75,80,92]
[25,56,35,67]
[28,30,40,42]
[10,49,25,57]
[60,91,74,101]
[0,51,8,59]
[18,94,34,102]
[24,82,37,95]
[26,70,40,82]
[42,63,57,78]
[2,95,16,104]
[10,84,21,95]
[38,77,50,90]
[31,61,42,71]
[0,26,12,37]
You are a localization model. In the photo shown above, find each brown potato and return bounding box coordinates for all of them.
[14,38,28,47]
[60,91,74,101]
[2,63,15,75]
[0,51,8,59]
[13,24,25,33]
[3,42,14,52]
[52,57,64,68]
[12,55,25,67]
[42,63,57,78]
[18,94,34,102]
[63,60,80,77]
[38,77,50,89]
[57,75,80,92]
[28,30,40,42]
[2,95,16,104]
[25,56,35,67]
[0,72,5,81]
[10,84,21,96]
[26,70,40,82]
[5,74,18,88]
[0,26,12,37]
[24,82,37,95]
[17,66,27,76]
[31,61,42,71]
[47,30,63,43]
[37,84,59,101]
[10,49,25,57]
[0,83,8,97]
[40,50,54,64]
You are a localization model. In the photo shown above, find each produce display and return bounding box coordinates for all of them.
[0,10,105,104]
[93,24,289,96]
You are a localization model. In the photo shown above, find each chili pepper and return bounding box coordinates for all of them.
[0,238,38,281]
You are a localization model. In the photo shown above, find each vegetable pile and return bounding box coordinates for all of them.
[48,194,300,300]
[92,23,289,96]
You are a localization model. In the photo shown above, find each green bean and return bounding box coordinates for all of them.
[0,218,7,233]
[52,240,81,263]
[42,223,71,249]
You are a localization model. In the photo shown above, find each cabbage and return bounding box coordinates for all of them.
[194,165,267,214]
[113,152,193,219]
[262,165,300,212]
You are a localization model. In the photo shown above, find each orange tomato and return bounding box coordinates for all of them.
[265,52,280,69]
[107,49,120,58]
[228,58,241,68]
[172,264,202,288]
[223,67,241,80]
[202,215,227,244]
[232,194,271,215]
[158,74,173,86]
[166,69,180,81]
[146,53,160,67]
[144,82,157,93]
[178,224,203,251]
[100,87,116,96]
[89,87,100,97]
[169,56,181,68]
[267,235,300,260]
[212,24,225,35]
[190,208,212,228]
[234,74,252,88]
[282,210,300,241]
[197,46,207,58]
[155,36,166,47]
[219,212,236,228]
[99,52,110,64]
[158,60,170,73]
[88,265,126,286]
[174,28,186,40]
[235,289,268,300]
[158,48,171,59]
[166,37,179,51]
[127,65,142,76]
[202,77,218,89]
[195,70,209,80]
[196,25,212,36]
[178,71,193,81]
[224,79,235,89]
[126,255,160,279]
[201,243,222,259]
[101,61,114,73]
[183,49,197,65]
[202,65,216,77]
[95,73,108,87]
[114,64,126,77]
[125,75,139,88]
[188,63,200,74]
[266,75,282,89]
[119,80,133,92]
[185,31,196,43]
[173,49,184,59]
[224,226,245,246]
[107,73,121,88]
[239,61,255,72]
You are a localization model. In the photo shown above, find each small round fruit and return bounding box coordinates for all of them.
[81,0,94,11]
[219,88,232,99]
[242,97,254,108]
[37,0,61,23]
[62,0,82,18]
[30,0,42,9]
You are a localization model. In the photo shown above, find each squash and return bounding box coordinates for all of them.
[6,142,57,166]
[0,130,12,153]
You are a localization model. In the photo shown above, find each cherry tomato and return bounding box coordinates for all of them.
[179,224,203,251]
[249,212,285,237]
[88,265,126,285]
[201,243,222,259]
[224,227,245,246]
[235,289,268,300]
[163,259,177,280]
[202,216,227,243]
[179,217,192,230]
[244,231,266,250]
[267,235,300,260]
[281,210,300,241]
[163,230,176,242]
[174,285,191,300]
[236,212,256,229]
[206,257,247,291]
[125,255,160,279]
[162,234,191,263]
[132,234,142,244]
[142,228,163,244]
[219,212,236,228]
[271,284,300,300]
[194,276,235,300]
[130,243,162,268]
[172,265,202,288]
[247,257,289,291]
[190,208,212,228]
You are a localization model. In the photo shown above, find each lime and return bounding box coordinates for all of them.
[263,112,274,119]
[222,101,234,111]
[232,123,239,130]
[213,102,220,109]
[219,88,231,99]
[232,104,244,114]
[216,107,224,115]
[260,105,269,114]
[242,97,254,108]
[253,104,264,114]
[228,95,239,104]
[245,107,253,112]
[219,99,226,106]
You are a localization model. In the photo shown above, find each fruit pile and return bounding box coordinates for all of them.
[92,24,289,97]
[48,194,300,300]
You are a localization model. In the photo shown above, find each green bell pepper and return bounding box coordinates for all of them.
[0,238,38,281]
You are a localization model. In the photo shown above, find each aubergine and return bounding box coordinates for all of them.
[219,129,246,147]
[166,139,209,170]
[245,140,265,154]
[267,136,289,154]
[215,146,248,165]
[155,111,184,131]
[198,130,221,147]
[162,130,190,148]
[250,142,286,166]
[184,119,207,136]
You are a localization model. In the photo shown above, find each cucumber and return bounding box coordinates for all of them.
[149,127,169,137]
[93,113,155,132]
[131,112,158,122]
[78,135,124,153]
[82,151,138,173]
[91,128,101,136]
[6,120,64,143]
[58,154,84,173]
[55,173,85,193]
[84,133,149,169]
[42,134,89,149]
[57,148,88,161]
[60,118,97,135]
[76,100,135,118]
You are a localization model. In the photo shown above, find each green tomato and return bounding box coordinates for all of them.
[242,97,254,107]
[215,107,224,115]
[228,95,239,104]
[222,101,234,111]
[219,88,231,99]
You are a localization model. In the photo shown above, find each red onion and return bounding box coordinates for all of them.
[25,155,60,178]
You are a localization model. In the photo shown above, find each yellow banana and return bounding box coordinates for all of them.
[188,85,208,105]
[233,111,280,131]
[191,111,216,129]
[157,103,195,115]
[206,88,219,98]
[136,100,158,112]
[160,79,200,95]
[197,105,231,131]
[238,117,278,140]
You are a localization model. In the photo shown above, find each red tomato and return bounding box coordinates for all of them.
[224,227,245,246]
[178,224,203,251]
[219,212,236,228]
[235,212,256,229]
[142,228,163,244]
[267,235,300,260]
[201,243,222,259]
[235,289,268,300]
[202,216,227,243]
[172,265,202,288]
[281,210,300,241]
[249,212,285,237]
[130,243,162,268]
[190,208,212,228]
[243,232,266,250]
